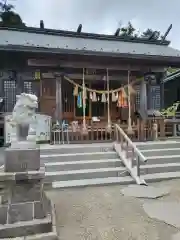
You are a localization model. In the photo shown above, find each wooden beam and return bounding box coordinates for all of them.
[64,73,134,82]
[27,59,165,72]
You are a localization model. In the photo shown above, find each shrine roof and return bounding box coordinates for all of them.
[1,27,180,63]
[163,69,180,83]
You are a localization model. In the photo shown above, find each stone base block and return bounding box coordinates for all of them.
[0,167,45,182]
[4,147,40,172]
[0,217,52,238]
[0,199,58,239]
[10,181,43,204]
[0,200,48,224]
[8,202,34,223]
[0,205,7,224]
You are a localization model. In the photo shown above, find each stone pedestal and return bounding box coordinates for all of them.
[4,147,40,172]
[0,143,58,239]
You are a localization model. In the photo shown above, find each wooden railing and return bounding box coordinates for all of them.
[137,118,165,141]
[51,124,115,144]
[114,124,147,185]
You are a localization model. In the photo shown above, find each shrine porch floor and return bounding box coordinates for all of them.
[46,179,180,240]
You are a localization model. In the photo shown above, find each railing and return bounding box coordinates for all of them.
[114,124,147,185]
[137,118,165,141]
[164,112,180,137]
[51,124,115,144]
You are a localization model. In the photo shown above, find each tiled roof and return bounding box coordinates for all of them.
[163,70,180,83]
[1,29,180,58]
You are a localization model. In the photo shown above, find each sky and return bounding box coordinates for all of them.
[9,0,180,49]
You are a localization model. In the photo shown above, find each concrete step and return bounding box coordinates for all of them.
[143,155,180,165]
[141,148,180,157]
[136,141,180,151]
[41,151,118,162]
[40,143,113,155]
[144,171,180,183]
[45,167,128,183]
[140,162,180,175]
[45,158,123,172]
[52,176,135,188]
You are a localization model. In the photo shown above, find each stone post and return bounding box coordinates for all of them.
[0,142,58,239]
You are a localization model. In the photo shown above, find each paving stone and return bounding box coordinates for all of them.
[143,201,180,228]
[4,147,40,172]
[171,232,180,240]
[121,185,170,198]
[8,202,33,224]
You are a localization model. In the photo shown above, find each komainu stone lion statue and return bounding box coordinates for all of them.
[9,93,38,144]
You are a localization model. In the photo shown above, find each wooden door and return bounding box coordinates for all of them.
[40,79,56,116]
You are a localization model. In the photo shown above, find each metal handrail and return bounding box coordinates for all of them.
[114,124,147,183]
[115,124,146,162]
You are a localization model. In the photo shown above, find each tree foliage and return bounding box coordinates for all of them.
[0,0,25,27]
[117,22,163,41]
[141,28,161,40]
[120,22,136,37]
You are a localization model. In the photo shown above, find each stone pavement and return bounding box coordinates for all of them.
[46,179,180,240]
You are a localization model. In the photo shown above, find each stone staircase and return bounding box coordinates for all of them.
[135,141,180,182]
[40,143,135,188]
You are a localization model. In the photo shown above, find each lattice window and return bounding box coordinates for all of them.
[24,82,33,94]
[4,80,16,112]
[135,85,140,109]
[150,85,160,110]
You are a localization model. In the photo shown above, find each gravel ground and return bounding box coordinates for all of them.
[46,179,180,240]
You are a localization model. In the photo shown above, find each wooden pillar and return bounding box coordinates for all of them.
[139,79,147,114]
[15,71,23,95]
[159,118,165,138]
[160,81,164,110]
[55,76,63,123]
[147,81,151,110]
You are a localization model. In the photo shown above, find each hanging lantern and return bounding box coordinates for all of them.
[92,92,97,102]
[73,85,78,96]
[101,93,106,103]
[34,70,41,80]
[112,92,117,102]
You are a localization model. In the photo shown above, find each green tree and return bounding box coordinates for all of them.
[141,28,160,40]
[120,21,136,37]
[0,0,25,27]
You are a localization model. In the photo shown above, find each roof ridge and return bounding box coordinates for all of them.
[0,26,170,46]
